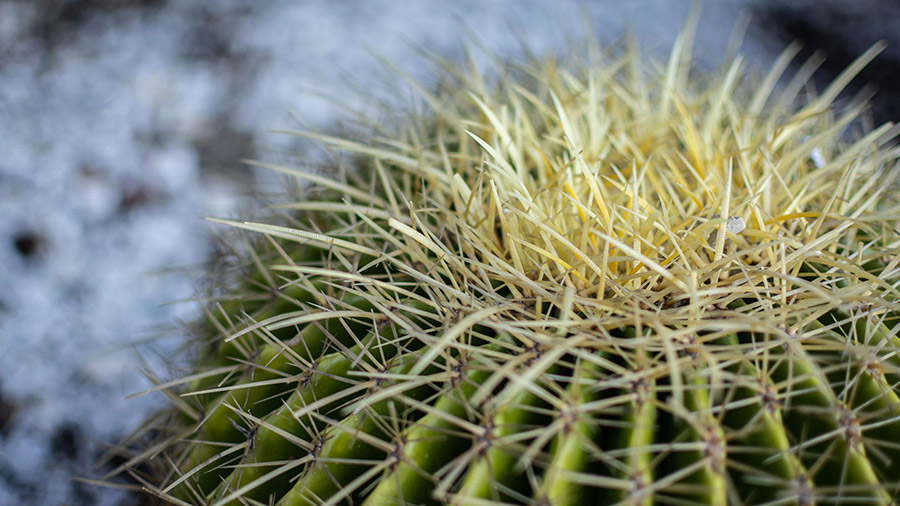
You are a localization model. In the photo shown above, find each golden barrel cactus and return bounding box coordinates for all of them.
[124,25,900,506]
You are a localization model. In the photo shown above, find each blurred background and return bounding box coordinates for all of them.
[1,1,898,504]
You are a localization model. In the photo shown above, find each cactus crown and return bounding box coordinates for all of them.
[124,25,900,506]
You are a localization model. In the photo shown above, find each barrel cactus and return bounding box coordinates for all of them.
[128,27,900,506]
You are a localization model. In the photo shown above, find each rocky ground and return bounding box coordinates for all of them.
[0,1,897,504]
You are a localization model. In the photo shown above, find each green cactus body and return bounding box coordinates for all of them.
[132,23,900,506]
[454,364,557,503]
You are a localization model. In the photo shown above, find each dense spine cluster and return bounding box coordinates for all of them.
[124,27,900,506]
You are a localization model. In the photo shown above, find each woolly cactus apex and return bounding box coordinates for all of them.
[122,26,900,506]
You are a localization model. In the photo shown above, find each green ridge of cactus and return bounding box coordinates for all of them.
[127,22,900,506]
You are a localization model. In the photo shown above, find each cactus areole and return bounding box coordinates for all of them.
[127,25,900,506]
